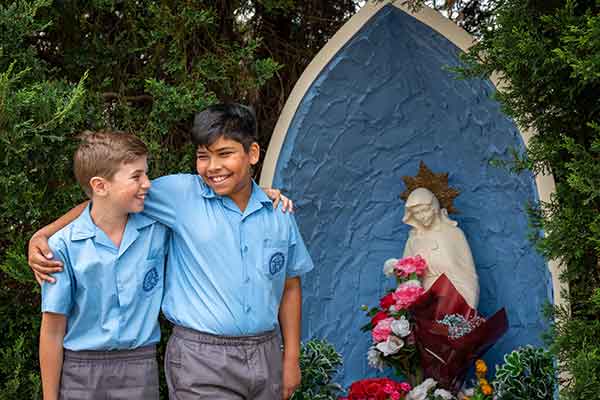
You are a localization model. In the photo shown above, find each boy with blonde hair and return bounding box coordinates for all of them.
[39,131,169,399]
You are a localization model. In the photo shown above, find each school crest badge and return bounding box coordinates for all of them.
[269,252,285,275]
[143,267,159,291]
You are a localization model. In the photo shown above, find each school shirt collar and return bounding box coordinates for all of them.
[70,203,156,249]
[196,176,273,216]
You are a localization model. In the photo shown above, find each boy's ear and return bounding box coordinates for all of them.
[249,142,260,166]
[89,176,109,196]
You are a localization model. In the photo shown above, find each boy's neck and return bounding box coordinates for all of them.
[89,200,129,248]
[228,179,254,213]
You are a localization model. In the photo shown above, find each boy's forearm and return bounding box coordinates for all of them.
[278,277,302,360]
[35,202,88,238]
[40,314,66,400]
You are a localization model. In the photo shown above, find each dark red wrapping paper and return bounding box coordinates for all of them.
[408,274,508,391]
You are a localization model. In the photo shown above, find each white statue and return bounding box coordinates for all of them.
[402,188,480,308]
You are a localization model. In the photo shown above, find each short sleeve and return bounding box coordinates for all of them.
[143,174,189,228]
[286,215,314,278]
[41,237,74,316]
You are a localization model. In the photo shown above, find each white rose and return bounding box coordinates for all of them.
[407,386,428,400]
[391,315,411,337]
[433,388,455,399]
[383,258,398,277]
[367,346,385,371]
[375,335,404,356]
[408,378,438,400]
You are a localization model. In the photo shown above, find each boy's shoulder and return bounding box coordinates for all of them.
[150,173,209,200]
[48,204,98,252]
[47,216,86,257]
[268,203,295,221]
[262,204,301,237]
[152,173,200,188]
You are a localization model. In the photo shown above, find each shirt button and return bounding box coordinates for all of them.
[243,245,248,253]
[244,276,250,283]
[245,305,251,313]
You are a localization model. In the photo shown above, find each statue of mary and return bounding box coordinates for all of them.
[402,188,480,308]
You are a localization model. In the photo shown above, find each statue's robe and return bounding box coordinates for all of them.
[404,222,479,308]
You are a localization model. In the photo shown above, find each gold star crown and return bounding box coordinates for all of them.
[400,161,460,214]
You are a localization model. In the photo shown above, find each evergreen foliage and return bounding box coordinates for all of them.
[2,0,355,397]
[494,346,556,400]
[290,339,343,400]
[459,0,600,398]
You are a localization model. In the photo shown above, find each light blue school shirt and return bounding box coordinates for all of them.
[143,174,314,336]
[41,204,169,351]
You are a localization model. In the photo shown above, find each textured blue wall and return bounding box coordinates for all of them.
[272,5,552,387]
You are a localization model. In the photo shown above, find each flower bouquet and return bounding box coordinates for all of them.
[361,256,429,385]
[408,274,508,391]
[362,255,508,392]
[339,378,412,400]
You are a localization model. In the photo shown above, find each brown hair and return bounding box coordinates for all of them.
[73,130,148,198]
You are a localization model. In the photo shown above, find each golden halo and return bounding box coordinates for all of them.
[400,161,460,214]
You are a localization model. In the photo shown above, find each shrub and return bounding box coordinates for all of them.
[458,1,600,398]
[494,346,556,400]
[291,339,343,400]
[0,1,279,398]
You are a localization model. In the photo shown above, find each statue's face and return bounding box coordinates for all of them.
[411,204,435,228]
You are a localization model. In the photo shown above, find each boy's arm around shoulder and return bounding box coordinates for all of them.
[142,173,198,228]
[261,187,294,212]
[29,202,88,283]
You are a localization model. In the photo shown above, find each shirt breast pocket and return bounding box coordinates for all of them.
[263,240,288,279]
[139,257,163,296]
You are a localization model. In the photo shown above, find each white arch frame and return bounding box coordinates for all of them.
[259,0,566,308]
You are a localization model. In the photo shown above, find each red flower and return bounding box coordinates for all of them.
[379,293,395,310]
[371,311,389,327]
[345,378,409,400]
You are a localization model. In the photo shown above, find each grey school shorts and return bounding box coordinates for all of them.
[59,345,159,400]
[165,325,283,400]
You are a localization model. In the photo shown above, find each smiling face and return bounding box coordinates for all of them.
[195,135,259,209]
[103,156,151,214]
[410,203,436,228]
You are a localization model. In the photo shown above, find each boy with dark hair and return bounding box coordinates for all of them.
[39,131,169,400]
[31,104,313,399]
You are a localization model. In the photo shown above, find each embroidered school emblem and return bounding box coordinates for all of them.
[143,267,159,292]
[269,252,285,275]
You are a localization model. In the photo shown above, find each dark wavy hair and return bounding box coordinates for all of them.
[190,103,257,151]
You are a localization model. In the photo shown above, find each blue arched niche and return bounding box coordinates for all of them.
[271,5,552,387]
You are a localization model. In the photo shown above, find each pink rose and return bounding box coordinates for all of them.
[399,382,412,392]
[393,284,425,309]
[372,317,394,343]
[395,255,428,277]
[383,382,395,394]
[390,392,401,400]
